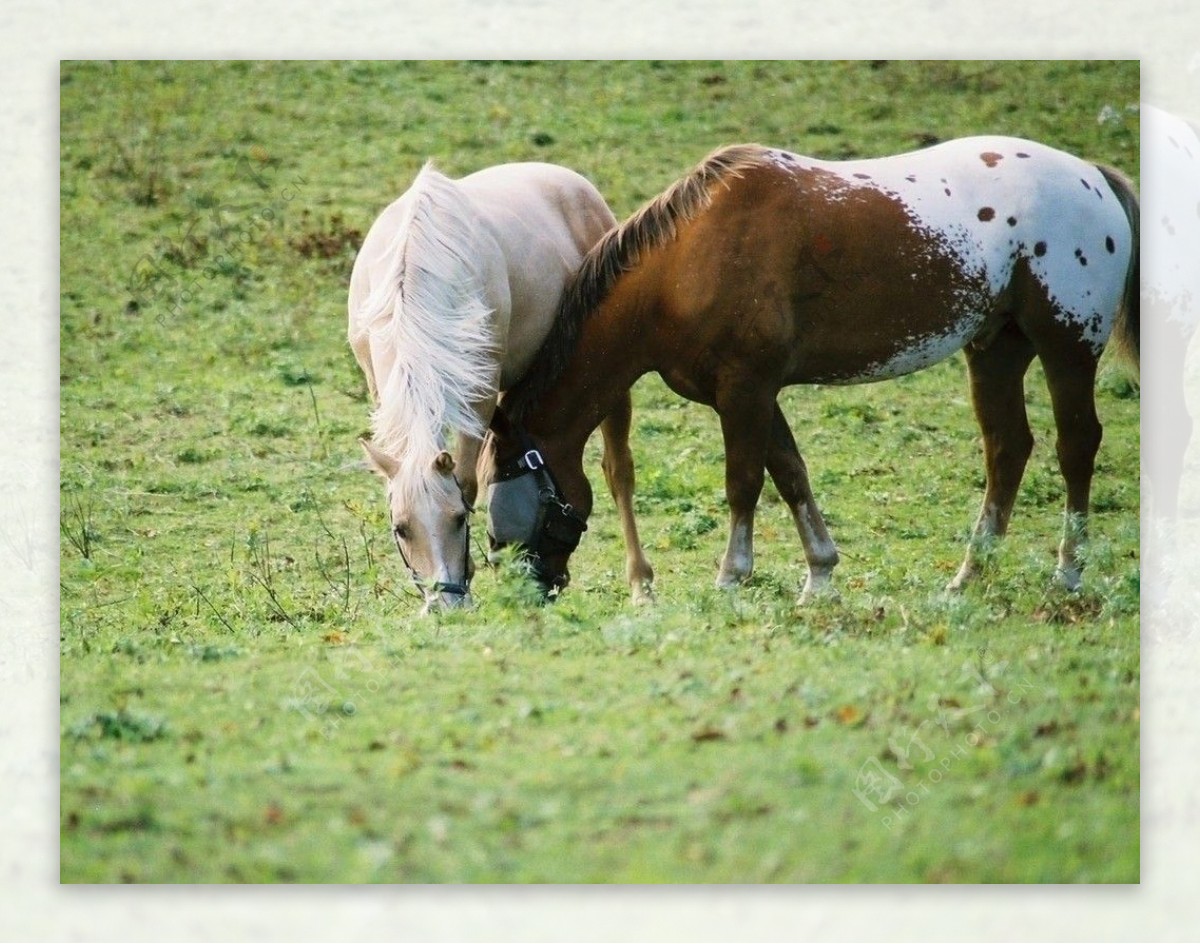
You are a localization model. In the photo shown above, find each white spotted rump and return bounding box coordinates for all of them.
[768,136,1133,378]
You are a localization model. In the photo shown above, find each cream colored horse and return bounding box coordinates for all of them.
[349,161,653,611]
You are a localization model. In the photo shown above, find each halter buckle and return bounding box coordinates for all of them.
[523,449,545,471]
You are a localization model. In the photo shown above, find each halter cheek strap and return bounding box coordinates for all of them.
[489,432,588,568]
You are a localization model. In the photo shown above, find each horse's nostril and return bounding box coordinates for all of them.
[421,591,472,614]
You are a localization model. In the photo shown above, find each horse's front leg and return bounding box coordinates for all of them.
[599,388,655,604]
[714,382,776,588]
[456,433,484,507]
[461,386,499,507]
[764,403,839,602]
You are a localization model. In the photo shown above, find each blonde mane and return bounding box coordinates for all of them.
[506,144,769,420]
[360,163,498,496]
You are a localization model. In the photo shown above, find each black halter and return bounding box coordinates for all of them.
[393,477,473,600]
[488,430,588,572]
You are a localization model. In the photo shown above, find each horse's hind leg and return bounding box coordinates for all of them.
[1039,349,1104,590]
[765,403,839,601]
[599,388,655,603]
[950,325,1036,590]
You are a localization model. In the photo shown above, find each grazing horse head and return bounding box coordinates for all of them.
[361,438,475,612]
[484,405,588,599]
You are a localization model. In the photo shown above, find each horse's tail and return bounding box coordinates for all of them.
[1097,163,1140,377]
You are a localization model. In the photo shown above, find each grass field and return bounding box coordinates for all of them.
[60,60,1140,883]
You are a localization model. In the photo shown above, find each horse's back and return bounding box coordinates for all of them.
[349,160,617,394]
[457,162,617,386]
[792,136,1134,358]
[816,136,1134,279]
[459,162,616,260]
[658,137,1135,385]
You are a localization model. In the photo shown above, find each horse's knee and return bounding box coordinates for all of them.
[1055,420,1102,497]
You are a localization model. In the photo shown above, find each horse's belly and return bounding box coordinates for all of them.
[797,306,990,385]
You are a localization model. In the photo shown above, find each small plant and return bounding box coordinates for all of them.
[245,529,299,629]
[60,493,97,560]
[314,504,355,618]
[290,211,363,265]
[69,708,169,742]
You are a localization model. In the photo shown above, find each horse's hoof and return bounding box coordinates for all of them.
[798,575,838,605]
[1055,566,1083,592]
[631,582,656,606]
[798,586,839,606]
[946,563,976,593]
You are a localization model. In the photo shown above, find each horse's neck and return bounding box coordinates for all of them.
[371,184,498,458]
[528,275,654,451]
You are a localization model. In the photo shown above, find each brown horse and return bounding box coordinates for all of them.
[486,138,1139,599]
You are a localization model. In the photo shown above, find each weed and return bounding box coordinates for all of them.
[69,708,169,742]
[60,493,97,560]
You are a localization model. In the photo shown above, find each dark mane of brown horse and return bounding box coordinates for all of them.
[505,143,771,421]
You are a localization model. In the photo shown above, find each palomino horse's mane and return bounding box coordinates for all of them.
[505,144,770,421]
[363,162,497,496]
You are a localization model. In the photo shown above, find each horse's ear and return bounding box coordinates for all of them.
[360,438,399,479]
[433,450,456,476]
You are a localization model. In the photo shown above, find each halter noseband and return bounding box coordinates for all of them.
[393,477,473,600]
[488,430,588,576]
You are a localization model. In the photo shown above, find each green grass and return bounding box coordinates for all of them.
[60,60,1140,883]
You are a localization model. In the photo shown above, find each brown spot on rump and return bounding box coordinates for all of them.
[977,207,996,222]
[1105,235,1116,253]
[1034,241,1047,257]
[980,151,1004,168]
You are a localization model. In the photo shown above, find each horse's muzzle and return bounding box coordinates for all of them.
[420,586,473,614]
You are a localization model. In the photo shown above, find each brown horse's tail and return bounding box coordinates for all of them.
[1097,163,1140,377]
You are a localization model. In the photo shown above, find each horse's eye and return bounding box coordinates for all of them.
[393,523,410,542]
